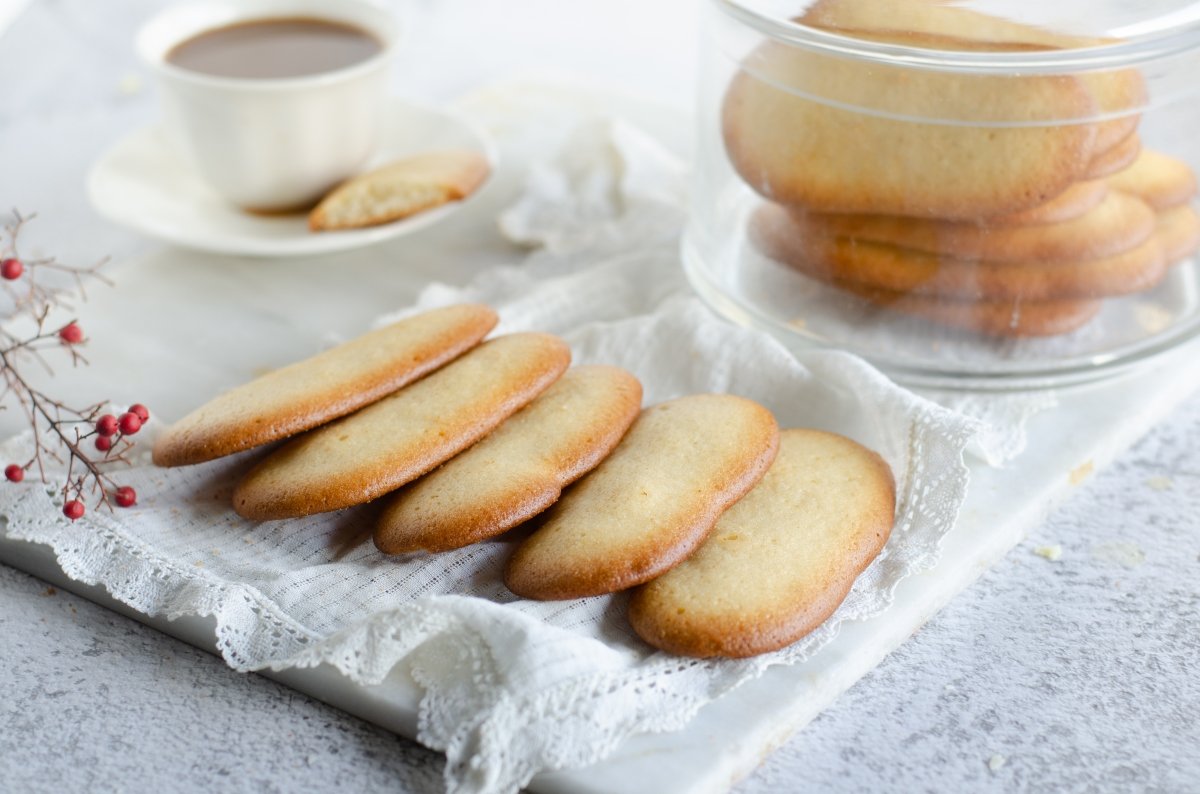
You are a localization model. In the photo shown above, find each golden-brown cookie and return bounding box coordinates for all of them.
[504,394,780,601]
[799,0,1145,154]
[1157,204,1200,266]
[374,365,643,554]
[721,39,1097,220]
[752,204,1167,301]
[801,0,1097,49]
[786,191,1156,265]
[153,304,498,467]
[628,428,895,658]
[1109,149,1199,211]
[309,149,490,231]
[232,333,570,520]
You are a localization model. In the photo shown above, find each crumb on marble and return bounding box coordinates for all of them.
[1145,476,1172,492]
[1033,545,1063,562]
[1092,541,1145,569]
[987,754,1007,772]
[116,73,143,95]
[1069,460,1094,486]
[42,586,56,597]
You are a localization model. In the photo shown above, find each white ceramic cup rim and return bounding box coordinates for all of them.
[135,0,401,91]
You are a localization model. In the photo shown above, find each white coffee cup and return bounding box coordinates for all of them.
[137,0,400,212]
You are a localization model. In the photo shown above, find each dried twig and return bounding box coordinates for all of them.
[1,211,146,519]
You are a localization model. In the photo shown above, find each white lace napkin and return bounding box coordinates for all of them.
[0,108,978,793]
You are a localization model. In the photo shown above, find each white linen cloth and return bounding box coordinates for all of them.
[0,105,978,793]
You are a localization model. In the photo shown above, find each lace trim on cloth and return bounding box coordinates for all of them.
[0,116,978,794]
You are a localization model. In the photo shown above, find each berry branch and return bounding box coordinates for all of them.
[0,210,147,520]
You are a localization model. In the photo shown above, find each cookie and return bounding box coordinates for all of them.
[232,333,570,520]
[628,428,895,658]
[374,365,643,554]
[309,149,490,231]
[1083,133,1141,180]
[801,0,1096,49]
[835,281,1104,337]
[153,304,498,467]
[722,40,1097,220]
[504,394,780,601]
[988,179,1108,226]
[1157,204,1200,266]
[753,205,1167,301]
[1108,149,1199,211]
[799,0,1145,153]
[786,191,1156,265]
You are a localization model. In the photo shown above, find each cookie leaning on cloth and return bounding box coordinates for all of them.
[233,332,570,520]
[374,365,643,554]
[153,304,497,466]
[505,394,780,600]
[629,429,896,658]
[309,149,490,231]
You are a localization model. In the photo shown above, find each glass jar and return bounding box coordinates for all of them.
[684,0,1200,388]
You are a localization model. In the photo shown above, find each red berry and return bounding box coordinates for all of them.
[4,464,24,483]
[95,414,118,437]
[129,403,150,423]
[114,486,137,508]
[59,322,84,344]
[94,435,113,453]
[117,412,142,435]
[1,258,23,280]
[63,500,85,520]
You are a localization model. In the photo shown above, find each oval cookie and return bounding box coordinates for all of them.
[753,205,1168,301]
[628,428,895,658]
[374,365,643,554]
[233,332,570,520]
[798,0,1146,154]
[722,40,1097,220]
[504,394,780,600]
[1157,204,1200,266]
[153,304,498,467]
[309,150,491,231]
[787,191,1156,265]
[1109,149,1199,211]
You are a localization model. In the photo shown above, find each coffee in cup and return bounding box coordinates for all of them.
[137,0,400,212]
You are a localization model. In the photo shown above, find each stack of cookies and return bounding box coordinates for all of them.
[154,304,897,659]
[722,0,1200,337]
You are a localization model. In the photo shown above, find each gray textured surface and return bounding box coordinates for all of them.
[0,561,443,794]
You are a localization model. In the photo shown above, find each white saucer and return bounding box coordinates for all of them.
[87,99,496,258]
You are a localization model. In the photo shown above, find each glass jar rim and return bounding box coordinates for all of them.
[716,0,1200,73]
